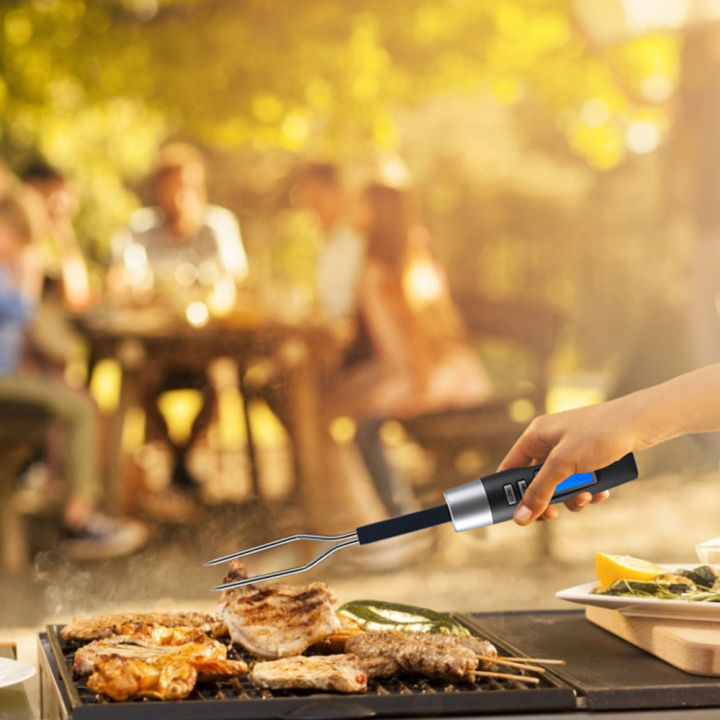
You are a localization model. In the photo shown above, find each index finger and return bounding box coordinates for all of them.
[513,453,576,526]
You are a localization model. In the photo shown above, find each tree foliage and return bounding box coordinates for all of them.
[0,0,686,372]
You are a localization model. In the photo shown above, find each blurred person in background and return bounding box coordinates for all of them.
[295,162,365,326]
[0,160,14,199]
[0,193,148,559]
[112,142,248,300]
[255,162,366,474]
[16,161,94,498]
[327,183,493,516]
[21,161,91,313]
[111,143,249,514]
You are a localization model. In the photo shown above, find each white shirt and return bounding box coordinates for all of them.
[315,222,365,321]
[114,204,248,286]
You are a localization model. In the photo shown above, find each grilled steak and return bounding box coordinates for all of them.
[217,560,341,658]
[61,612,227,642]
[251,654,371,693]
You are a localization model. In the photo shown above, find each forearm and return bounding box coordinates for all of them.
[624,363,720,450]
[499,362,720,525]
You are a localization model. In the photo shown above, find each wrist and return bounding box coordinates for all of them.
[619,383,683,451]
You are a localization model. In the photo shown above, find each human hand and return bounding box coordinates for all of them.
[497,398,642,525]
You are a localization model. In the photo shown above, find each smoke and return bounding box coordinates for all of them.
[34,551,100,618]
[30,507,269,622]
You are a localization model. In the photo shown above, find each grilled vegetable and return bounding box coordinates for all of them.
[593,565,720,601]
[678,565,719,589]
[338,600,470,636]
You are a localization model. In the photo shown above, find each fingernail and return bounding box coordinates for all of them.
[514,505,532,525]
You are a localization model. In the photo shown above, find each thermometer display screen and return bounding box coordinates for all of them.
[553,471,597,496]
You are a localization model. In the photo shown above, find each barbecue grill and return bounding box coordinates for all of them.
[37,619,574,720]
[38,611,720,719]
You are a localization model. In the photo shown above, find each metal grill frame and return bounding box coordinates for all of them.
[39,621,576,720]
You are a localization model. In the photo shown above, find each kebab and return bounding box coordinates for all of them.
[250,633,540,694]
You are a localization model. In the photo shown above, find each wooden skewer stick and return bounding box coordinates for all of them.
[496,656,566,666]
[480,657,546,674]
[472,670,540,684]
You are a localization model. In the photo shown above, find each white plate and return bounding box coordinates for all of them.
[0,657,36,689]
[556,564,720,622]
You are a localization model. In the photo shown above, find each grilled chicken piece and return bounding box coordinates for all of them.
[87,657,198,701]
[71,623,209,656]
[217,560,341,659]
[61,612,227,642]
[346,631,485,682]
[251,654,370,693]
[83,640,247,701]
[72,635,242,676]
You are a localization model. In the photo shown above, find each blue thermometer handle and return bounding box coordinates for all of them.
[355,454,637,543]
[443,452,638,530]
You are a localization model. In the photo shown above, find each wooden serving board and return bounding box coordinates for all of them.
[586,605,720,676]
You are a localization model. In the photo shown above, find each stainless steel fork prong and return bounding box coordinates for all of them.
[210,534,359,591]
[204,530,359,567]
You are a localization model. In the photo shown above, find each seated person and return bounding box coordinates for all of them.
[111,143,248,501]
[0,193,147,559]
[21,160,91,312]
[327,183,492,515]
[18,162,92,383]
[295,162,365,324]
[113,142,248,299]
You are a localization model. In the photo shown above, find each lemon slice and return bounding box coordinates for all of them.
[595,552,664,589]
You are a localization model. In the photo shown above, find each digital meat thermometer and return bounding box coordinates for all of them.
[208,453,638,590]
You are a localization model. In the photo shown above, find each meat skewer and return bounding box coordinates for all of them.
[496,656,566,665]
[347,631,488,682]
[472,670,540,684]
[480,657,547,673]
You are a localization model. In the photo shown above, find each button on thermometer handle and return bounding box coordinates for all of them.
[443,453,637,532]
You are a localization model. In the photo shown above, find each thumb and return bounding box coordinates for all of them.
[513,454,575,526]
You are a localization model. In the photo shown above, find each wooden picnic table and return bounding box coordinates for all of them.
[73,306,341,518]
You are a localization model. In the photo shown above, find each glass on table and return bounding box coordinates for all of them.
[695,537,720,565]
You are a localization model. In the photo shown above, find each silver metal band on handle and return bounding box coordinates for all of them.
[444,478,494,532]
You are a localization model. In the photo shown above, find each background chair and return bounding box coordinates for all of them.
[401,293,564,553]
[0,402,50,574]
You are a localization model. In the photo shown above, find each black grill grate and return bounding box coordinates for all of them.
[40,623,577,720]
